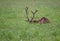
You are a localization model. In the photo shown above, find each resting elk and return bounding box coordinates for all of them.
[25,6,50,24]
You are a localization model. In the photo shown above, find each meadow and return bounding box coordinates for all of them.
[0,0,60,41]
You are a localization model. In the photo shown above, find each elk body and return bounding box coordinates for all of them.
[33,17,50,24]
[25,7,50,24]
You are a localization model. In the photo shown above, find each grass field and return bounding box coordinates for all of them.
[0,0,60,41]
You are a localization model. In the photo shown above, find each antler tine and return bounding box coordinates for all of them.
[34,10,38,14]
[31,10,34,14]
[25,6,28,10]
[31,10,38,14]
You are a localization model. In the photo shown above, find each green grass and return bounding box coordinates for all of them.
[0,0,60,41]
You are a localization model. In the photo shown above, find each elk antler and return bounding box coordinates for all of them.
[25,6,29,21]
[30,10,38,22]
[25,7,38,23]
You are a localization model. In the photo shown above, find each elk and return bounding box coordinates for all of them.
[25,6,50,24]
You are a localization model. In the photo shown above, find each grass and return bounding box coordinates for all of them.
[0,0,60,41]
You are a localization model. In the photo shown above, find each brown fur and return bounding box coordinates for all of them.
[33,17,50,23]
